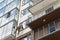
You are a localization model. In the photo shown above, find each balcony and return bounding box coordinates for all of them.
[16,27,31,38]
[0,21,16,40]
[0,15,15,27]
[0,8,18,28]
[29,0,56,15]
[28,7,60,30]
[0,0,18,17]
[19,12,32,23]
[39,29,60,40]
[16,19,32,38]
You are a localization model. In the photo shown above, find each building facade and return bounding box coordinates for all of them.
[0,0,19,40]
[16,0,60,40]
[28,0,60,40]
[1,0,60,40]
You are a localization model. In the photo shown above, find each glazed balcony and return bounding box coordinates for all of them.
[0,8,18,28]
[0,0,18,17]
[0,21,16,40]
[0,0,14,9]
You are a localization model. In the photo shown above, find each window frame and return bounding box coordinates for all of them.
[45,6,54,14]
[20,35,31,40]
[21,7,29,15]
[48,21,57,33]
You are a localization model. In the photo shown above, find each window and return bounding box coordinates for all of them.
[46,7,54,14]
[20,35,31,40]
[25,19,29,24]
[22,21,27,29]
[23,19,29,28]
[48,21,57,33]
[26,17,32,24]
[11,9,16,16]
[7,12,11,18]
[22,8,29,15]
[22,0,30,6]
[0,0,4,3]
[0,8,5,17]
[22,18,32,29]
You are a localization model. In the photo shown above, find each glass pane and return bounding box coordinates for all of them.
[5,0,17,14]
[0,0,14,9]
[46,7,53,14]
[48,21,56,33]
[7,0,14,4]
[11,9,16,16]
[22,22,26,29]
[0,0,7,9]
[0,8,5,17]
[22,8,29,15]
[0,0,4,3]
[24,0,30,4]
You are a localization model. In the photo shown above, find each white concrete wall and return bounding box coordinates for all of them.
[31,0,60,22]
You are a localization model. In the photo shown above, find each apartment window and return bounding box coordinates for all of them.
[20,35,31,40]
[22,8,29,15]
[22,0,30,6]
[0,8,5,17]
[7,12,11,18]
[22,20,28,29]
[22,17,32,29]
[48,21,57,33]
[3,12,10,19]
[26,17,32,24]
[10,9,17,16]
[25,19,29,24]
[46,7,54,14]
